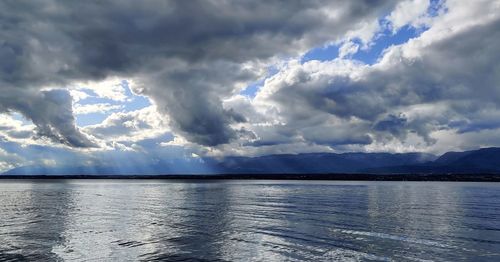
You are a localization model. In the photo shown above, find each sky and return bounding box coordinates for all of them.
[0,0,499,172]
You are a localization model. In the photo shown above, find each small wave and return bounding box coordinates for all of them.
[330,228,451,248]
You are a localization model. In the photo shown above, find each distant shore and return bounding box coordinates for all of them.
[1,173,500,182]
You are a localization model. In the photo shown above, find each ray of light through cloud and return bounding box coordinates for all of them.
[0,0,498,173]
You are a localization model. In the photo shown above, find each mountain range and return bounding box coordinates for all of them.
[3,147,500,176]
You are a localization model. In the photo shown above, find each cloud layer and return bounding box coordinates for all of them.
[0,0,400,146]
[0,0,499,170]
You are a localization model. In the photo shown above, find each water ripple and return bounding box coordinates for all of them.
[0,180,499,261]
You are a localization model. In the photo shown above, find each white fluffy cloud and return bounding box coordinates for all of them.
[386,0,433,32]
[84,105,170,145]
[0,148,24,172]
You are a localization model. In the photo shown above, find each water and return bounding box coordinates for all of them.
[0,180,499,261]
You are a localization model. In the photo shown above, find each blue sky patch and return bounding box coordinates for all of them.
[352,25,423,65]
[301,44,340,63]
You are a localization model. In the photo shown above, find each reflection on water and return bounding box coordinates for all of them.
[0,180,499,261]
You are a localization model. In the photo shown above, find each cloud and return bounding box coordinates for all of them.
[386,0,433,32]
[84,105,170,144]
[338,41,360,58]
[0,89,96,147]
[226,0,500,154]
[0,0,400,146]
[0,114,36,143]
[0,148,24,172]
[1,0,499,168]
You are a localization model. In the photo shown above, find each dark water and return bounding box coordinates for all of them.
[0,180,499,261]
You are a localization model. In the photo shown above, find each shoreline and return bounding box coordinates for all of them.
[1,173,500,182]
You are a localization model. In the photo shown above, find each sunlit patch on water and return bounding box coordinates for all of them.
[0,180,499,261]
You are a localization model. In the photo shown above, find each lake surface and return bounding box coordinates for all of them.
[0,180,499,261]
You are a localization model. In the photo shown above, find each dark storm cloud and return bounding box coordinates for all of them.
[0,0,399,146]
[301,125,373,146]
[0,89,95,147]
[374,114,407,135]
